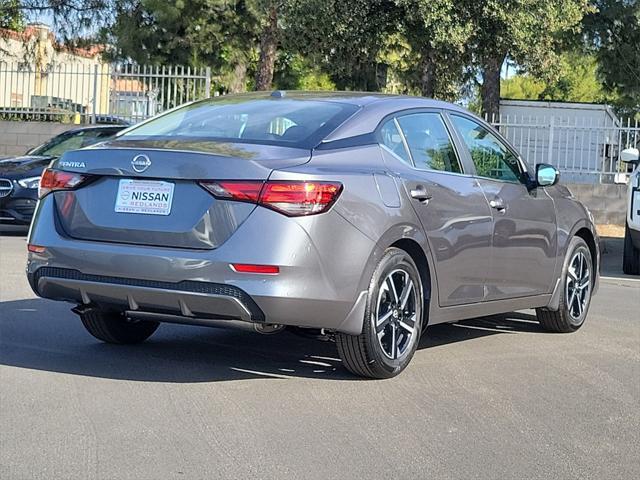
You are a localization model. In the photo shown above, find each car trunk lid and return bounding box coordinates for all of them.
[51,143,310,250]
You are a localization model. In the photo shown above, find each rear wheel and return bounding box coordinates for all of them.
[79,309,159,344]
[336,248,424,379]
[623,223,640,275]
[536,237,593,333]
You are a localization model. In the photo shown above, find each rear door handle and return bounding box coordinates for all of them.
[410,187,433,202]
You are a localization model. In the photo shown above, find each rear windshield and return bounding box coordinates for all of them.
[118,97,359,149]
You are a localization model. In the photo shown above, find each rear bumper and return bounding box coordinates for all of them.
[29,267,265,323]
[27,196,375,334]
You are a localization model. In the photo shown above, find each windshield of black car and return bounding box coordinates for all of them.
[117,98,359,148]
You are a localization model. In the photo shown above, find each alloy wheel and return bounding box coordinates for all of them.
[565,250,591,324]
[375,268,418,360]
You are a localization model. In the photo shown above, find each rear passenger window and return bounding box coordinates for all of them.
[396,113,462,173]
[380,119,411,165]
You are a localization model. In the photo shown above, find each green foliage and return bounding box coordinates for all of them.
[15,0,637,115]
[582,0,640,112]
[502,52,616,103]
[463,0,592,116]
[0,0,24,30]
[273,53,336,90]
[467,0,591,75]
[393,0,472,98]
[501,75,546,100]
[283,0,399,91]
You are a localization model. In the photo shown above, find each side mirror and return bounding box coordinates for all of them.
[620,147,640,164]
[536,163,560,187]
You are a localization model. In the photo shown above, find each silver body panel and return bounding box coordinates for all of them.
[27,93,600,335]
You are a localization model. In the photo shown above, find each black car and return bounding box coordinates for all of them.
[0,125,126,228]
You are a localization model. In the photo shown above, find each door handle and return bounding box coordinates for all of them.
[489,198,506,213]
[410,187,433,202]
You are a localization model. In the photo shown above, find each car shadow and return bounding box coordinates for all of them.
[0,297,545,383]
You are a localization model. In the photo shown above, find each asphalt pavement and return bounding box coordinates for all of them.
[0,233,638,480]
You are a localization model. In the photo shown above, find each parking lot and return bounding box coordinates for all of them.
[0,232,638,480]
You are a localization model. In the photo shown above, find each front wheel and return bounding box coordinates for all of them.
[536,237,593,333]
[336,247,424,379]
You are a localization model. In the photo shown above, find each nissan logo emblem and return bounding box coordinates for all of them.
[131,154,152,173]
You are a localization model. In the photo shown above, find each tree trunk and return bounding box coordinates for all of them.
[228,61,247,93]
[255,4,278,91]
[480,54,504,121]
[419,50,436,98]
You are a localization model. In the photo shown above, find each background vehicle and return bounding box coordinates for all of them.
[0,125,126,227]
[620,147,640,275]
[26,93,600,378]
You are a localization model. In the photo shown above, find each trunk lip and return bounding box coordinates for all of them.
[94,139,312,158]
[83,144,311,160]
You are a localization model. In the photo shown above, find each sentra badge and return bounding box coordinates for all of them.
[59,161,86,168]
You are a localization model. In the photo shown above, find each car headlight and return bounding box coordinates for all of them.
[17,176,41,189]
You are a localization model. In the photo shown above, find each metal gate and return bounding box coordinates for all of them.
[0,61,211,124]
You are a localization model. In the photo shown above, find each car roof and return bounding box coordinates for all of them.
[196,91,474,143]
[289,92,473,143]
[212,90,466,109]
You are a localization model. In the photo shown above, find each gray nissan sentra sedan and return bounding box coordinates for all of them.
[26,92,600,378]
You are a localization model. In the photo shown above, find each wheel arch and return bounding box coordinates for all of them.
[372,223,437,328]
[574,226,599,276]
[390,238,432,308]
[548,221,600,310]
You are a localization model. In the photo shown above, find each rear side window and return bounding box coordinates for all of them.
[119,98,359,148]
[396,113,462,173]
[380,119,411,164]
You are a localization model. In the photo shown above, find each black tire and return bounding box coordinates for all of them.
[79,309,159,344]
[623,223,640,275]
[336,247,425,379]
[536,236,593,333]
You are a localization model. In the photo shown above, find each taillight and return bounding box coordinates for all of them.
[200,181,262,202]
[260,181,342,216]
[39,168,91,199]
[200,180,342,217]
[27,244,46,254]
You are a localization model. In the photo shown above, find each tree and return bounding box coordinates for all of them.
[254,0,279,90]
[583,0,640,112]
[12,1,116,40]
[501,52,614,104]
[101,1,258,93]
[0,0,24,30]
[283,0,398,91]
[465,0,591,118]
[394,0,471,99]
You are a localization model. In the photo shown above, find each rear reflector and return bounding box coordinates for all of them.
[39,168,92,199]
[231,264,280,274]
[27,244,46,254]
[200,180,342,217]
